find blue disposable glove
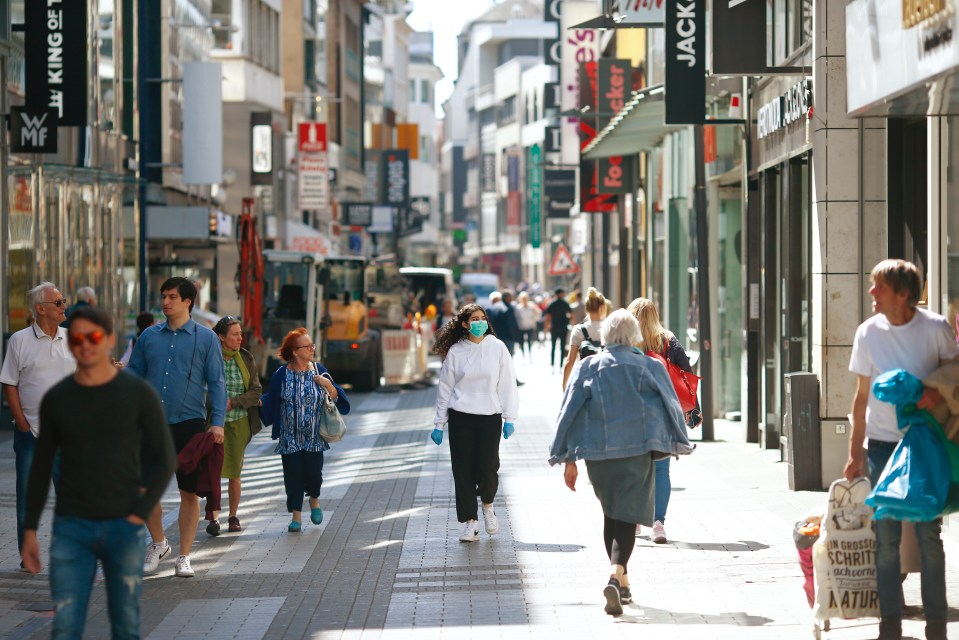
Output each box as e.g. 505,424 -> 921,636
430,428 -> 443,446
503,422 -> 515,439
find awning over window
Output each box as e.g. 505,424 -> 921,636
582,84 -> 684,159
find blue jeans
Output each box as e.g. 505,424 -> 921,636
14,429 -> 37,553
15,429 -> 60,554
868,440 -> 947,622
49,515 -> 146,640
655,457 -> 671,523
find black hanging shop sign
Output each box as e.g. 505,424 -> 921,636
25,0 -> 88,127
10,107 -> 58,153
665,0 -> 705,125
712,0 -> 767,74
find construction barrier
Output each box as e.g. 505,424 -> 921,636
381,329 -> 422,386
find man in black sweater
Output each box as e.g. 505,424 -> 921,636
21,306 -> 175,639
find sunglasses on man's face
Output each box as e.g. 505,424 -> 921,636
43,299 -> 67,308
68,331 -> 106,347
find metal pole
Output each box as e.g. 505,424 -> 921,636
694,124 -> 714,441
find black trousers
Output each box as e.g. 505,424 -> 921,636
549,331 -> 566,367
603,515 -> 636,571
448,409 -> 502,522
281,450 -> 324,513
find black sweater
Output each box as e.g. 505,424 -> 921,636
25,371 -> 176,529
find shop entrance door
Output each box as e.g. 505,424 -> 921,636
761,168 -> 781,448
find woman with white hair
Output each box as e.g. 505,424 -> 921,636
549,309 -> 693,616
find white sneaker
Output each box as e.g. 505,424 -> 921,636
174,555 -> 195,578
482,503 -> 499,535
459,520 -> 480,542
143,539 -> 171,573
652,520 -> 667,544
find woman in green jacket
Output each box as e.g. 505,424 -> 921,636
208,316 -> 262,535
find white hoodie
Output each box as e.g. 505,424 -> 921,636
433,336 -> 519,428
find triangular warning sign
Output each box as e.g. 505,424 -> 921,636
548,244 -> 579,276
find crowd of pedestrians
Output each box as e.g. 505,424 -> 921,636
5,259 -> 959,637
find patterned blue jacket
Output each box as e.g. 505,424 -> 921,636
260,363 -> 350,440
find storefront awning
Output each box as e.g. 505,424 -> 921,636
582,84 -> 684,159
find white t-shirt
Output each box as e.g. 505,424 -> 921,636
0,324 -> 76,436
569,318 -> 603,351
849,308 -> 959,442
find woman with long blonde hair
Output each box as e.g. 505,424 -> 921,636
562,287 -> 608,390
627,297 -> 700,545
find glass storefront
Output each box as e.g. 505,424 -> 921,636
759,152 -> 812,445
6,165 -> 138,353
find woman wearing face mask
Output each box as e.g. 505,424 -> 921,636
431,304 -> 520,543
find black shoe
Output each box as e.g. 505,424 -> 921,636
619,586 -> 632,605
926,620 -> 947,640
877,618 -> 902,640
603,578 -> 623,616
206,520 -> 221,537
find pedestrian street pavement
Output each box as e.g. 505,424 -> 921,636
3,347 -> 959,638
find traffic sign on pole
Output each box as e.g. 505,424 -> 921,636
548,244 -> 579,276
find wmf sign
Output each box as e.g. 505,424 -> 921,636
10,107 -> 58,153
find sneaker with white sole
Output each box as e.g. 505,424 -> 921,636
482,503 -> 499,535
652,520 -> 667,544
459,520 -> 480,542
143,539 -> 171,574
174,555 -> 195,577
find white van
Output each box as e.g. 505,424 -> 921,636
458,272 -> 501,308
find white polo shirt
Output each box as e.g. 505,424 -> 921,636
0,323 -> 76,436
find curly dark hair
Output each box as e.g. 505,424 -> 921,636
432,304 -> 495,357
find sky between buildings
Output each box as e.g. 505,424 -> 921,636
407,0 -> 496,112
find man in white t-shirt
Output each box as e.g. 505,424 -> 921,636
846,259 -> 959,640
0,282 -> 76,568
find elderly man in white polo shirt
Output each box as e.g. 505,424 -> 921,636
0,282 -> 76,567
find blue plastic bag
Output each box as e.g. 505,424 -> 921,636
865,369 -> 952,521
865,419 -> 951,521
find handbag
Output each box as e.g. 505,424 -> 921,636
314,368 -> 347,443
646,339 -> 700,414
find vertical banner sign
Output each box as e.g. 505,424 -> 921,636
544,0 -> 563,67
598,156 -> 633,194
26,0 -> 87,126
544,126 -> 562,153
364,150 -> 381,203
561,1 -> 601,166
611,0 -> 666,26
381,149 -> 410,210
481,154 -> 497,193
665,0 -> 705,124
544,169 -> 577,218
529,144 -> 542,248
543,82 -> 561,110
251,112 -> 274,186
578,61 -> 616,213
598,59 -> 630,131
297,154 -> 330,211
712,0 -> 767,73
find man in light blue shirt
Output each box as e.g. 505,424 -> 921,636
127,277 -> 226,578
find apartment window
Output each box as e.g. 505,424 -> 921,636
420,135 -> 431,163
772,0 -> 812,64
212,0 -> 234,49
305,39 -> 316,85
410,79 -> 417,102
496,96 -> 516,125
421,79 -> 431,104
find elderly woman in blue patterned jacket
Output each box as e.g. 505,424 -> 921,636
260,327 -> 350,533
549,309 -> 693,617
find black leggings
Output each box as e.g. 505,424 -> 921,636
603,515 -> 636,571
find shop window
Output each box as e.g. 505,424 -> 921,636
888,118 -> 928,277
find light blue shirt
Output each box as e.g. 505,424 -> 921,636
126,319 -> 226,426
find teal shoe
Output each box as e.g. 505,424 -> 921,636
311,507 -> 323,525
288,520 -> 301,533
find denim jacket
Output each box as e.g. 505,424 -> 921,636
548,344 -> 694,465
